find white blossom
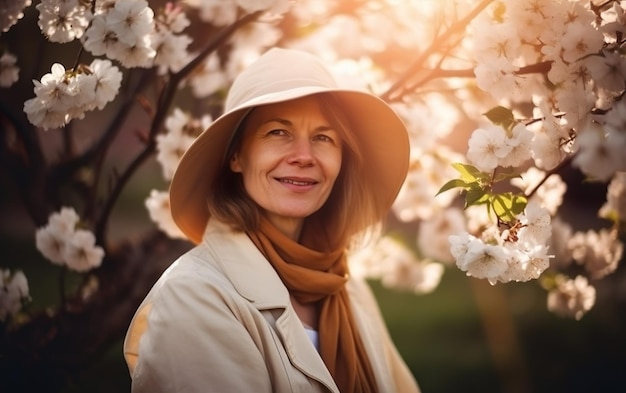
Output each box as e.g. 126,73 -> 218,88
188,52 -> 229,98
145,190 -> 186,239
561,21 -> 603,64
24,61 -> 121,129
35,207 -> 80,265
569,228 -> 623,280
456,239 -> 510,282
502,0 -> 562,44
474,58 -> 524,101
585,51 -> 626,93
0,52 -> 19,87
63,230 -> 105,273
83,0 -> 157,68
150,3 -> 192,73
599,172 -> 626,221
35,207 -> 104,272
349,236 -> 444,294
23,97 -> 67,130
531,131 -> 565,171
106,0 -> 154,46
466,124 -> 511,173
0,269 -> 30,321
554,79 -> 596,131
35,225 -> 67,265
499,123 -> 533,168
573,121 -> 625,182
82,16 -> 119,57
547,275 -> 596,320
0,0 -> 31,33
518,201 -> 552,245
156,109 -> 210,180
48,206 -> 80,235
156,126 -> 195,180
496,243 -> 551,284
159,3 -> 190,33
227,22 -> 282,69
417,208 -> 466,264
89,59 -> 123,110
471,22 -> 522,62
153,30 -> 192,73
36,0 -> 91,43
115,37 -> 156,68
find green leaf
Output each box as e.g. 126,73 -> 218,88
493,167 -> 521,183
465,187 -> 489,207
436,179 -> 471,196
490,193 -> 527,222
483,106 -> 516,134
451,163 -> 486,183
510,194 -> 528,216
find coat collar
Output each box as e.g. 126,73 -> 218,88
201,219 -> 339,392
201,218 -> 290,309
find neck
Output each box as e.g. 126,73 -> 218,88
266,215 -> 303,241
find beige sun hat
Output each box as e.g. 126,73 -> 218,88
170,47 -> 410,244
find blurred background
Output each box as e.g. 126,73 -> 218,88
2,1 -> 626,392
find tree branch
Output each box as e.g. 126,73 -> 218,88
94,11 -> 263,246
381,0 -> 496,102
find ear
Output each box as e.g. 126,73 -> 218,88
230,154 -> 243,173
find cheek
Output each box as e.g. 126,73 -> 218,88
327,151 -> 343,182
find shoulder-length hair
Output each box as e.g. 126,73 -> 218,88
207,93 -> 383,250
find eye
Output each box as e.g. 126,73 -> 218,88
313,131 -> 339,145
267,128 -> 287,136
314,134 -> 333,142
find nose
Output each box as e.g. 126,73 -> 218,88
286,137 -> 314,167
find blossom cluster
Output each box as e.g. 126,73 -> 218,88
547,275 -> 596,321
349,236 -> 444,295
0,0 -> 31,33
469,0 -> 626,180
23,59 -> 122,130
144,108 -> 212,240
35,207 -> 105,273
449,201 -> 553,285
0,269 -> 29,322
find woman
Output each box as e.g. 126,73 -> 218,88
124,48 -> 420,393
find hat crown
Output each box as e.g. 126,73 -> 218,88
225,48 -> 339,111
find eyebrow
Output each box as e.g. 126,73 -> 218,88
262,118 -> 336,132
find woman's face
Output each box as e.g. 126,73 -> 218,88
230,96 -> 343,239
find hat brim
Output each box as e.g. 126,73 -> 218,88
170,87 -> 409,244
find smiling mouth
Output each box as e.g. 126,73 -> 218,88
277,178 -> 317,186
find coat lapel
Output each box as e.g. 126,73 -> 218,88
202,219 -> 338,392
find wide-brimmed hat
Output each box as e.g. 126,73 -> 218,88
170,47 -> 410,244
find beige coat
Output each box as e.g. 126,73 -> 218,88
124,219 -> 420,393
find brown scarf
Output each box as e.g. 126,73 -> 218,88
247,217 -> 378,393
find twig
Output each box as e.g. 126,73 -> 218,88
381,0 -> 495,101
526,155 -> 574,200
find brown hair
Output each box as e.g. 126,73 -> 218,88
207,93 -> 383,249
